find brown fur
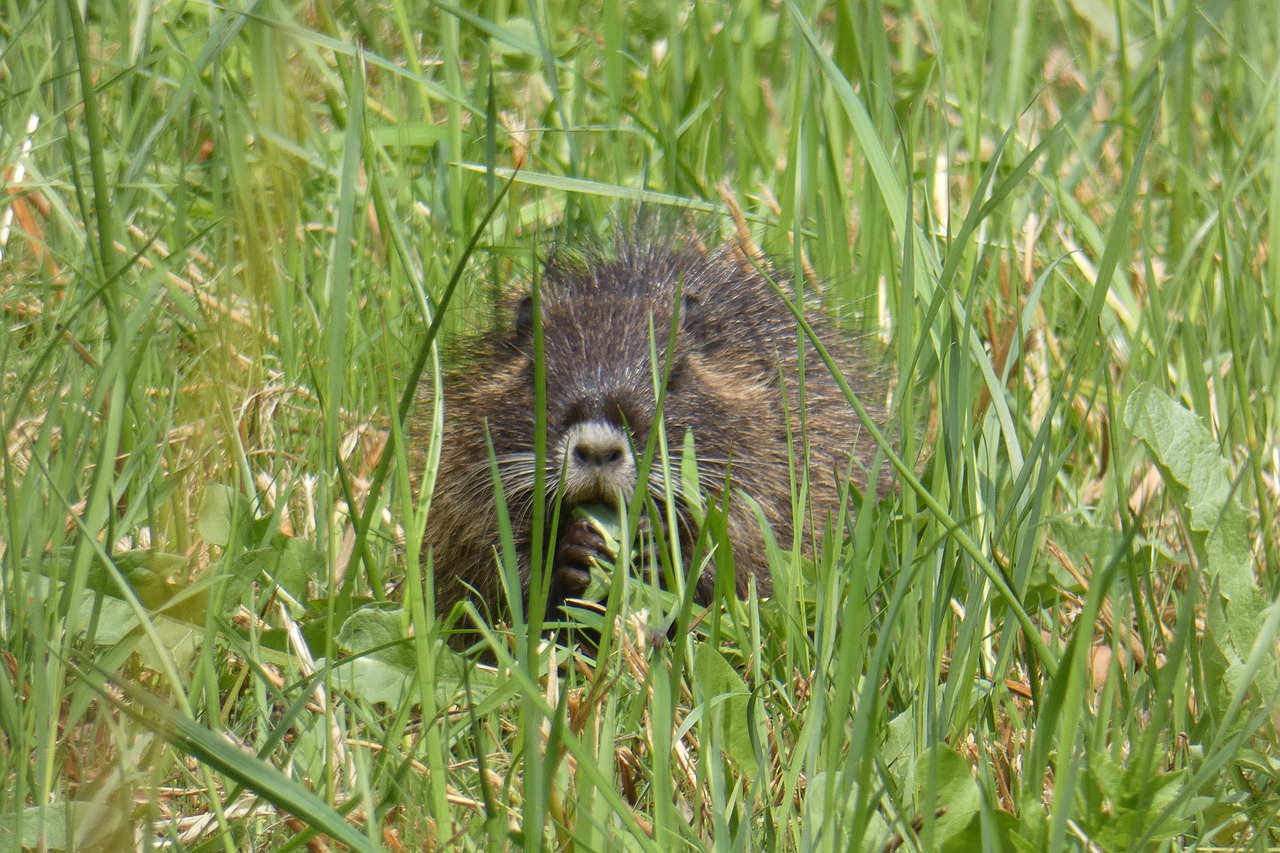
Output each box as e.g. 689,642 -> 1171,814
412,225 -> 890,633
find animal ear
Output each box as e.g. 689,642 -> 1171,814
511,294 -> 535,346
512,292 -> 532,333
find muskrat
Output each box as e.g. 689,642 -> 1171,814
414,221 -> 890,638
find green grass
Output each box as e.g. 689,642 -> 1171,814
2,0 -> 1278,849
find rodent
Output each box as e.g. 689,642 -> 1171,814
413,220 -> 891,639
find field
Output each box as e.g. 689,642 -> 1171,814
2,1 -> 1278,849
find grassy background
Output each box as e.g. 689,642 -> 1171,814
2,0 -> 1278,849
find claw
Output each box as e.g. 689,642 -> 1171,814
554,516 -> 612,580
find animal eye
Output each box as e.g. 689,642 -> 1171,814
679,291 -> 702,325
680,291 -> 717,347
664,360 -> 686,393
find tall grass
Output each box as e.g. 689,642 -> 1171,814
1,0 -> 1277,849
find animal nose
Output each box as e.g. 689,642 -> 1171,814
571,426 -> 628,469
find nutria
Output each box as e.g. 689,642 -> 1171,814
414,221 -> 890,639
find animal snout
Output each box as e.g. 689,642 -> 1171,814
573,431 -> 626,467
559,421 -> 638,502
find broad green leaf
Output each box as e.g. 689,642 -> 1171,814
196,484 -> 238,547
1124,383 -> 1276,704
332,605 -> 491,706
914,744 -> 982,845
336,604 -> 416,671
693,644 -> 756,769
0,801 -> 125,852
